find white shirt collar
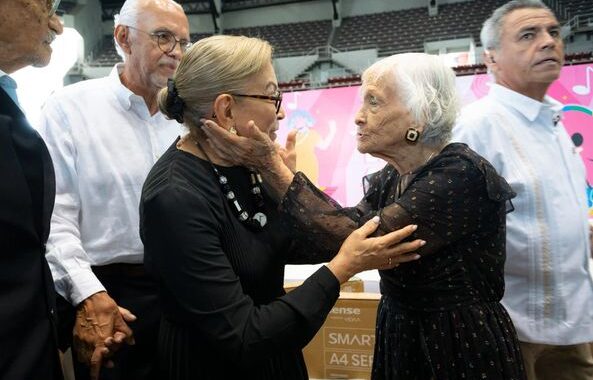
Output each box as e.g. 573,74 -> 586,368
489,83 -> 562,124
109,63 -> 155,119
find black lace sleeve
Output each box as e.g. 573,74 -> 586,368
279,144 -> 515,259
279,169 -> 385,264
379,150 -> 514,255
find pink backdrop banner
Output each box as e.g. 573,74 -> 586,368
277,64 -> 593,211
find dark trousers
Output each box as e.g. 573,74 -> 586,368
57,264 -> 161,380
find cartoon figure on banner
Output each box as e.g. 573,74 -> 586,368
287,109 -> 336,190
548,64 -> 593,216
562,104 -> 593,214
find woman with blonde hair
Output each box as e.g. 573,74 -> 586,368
139,35 -> 423,380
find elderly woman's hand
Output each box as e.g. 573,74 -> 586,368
277,129 -> 297,173
201,119 -> 280,170
201,119 -> 297,198
326,217 -> 424,284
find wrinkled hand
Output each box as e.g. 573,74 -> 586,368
73,292 -> 136,380
102,306 -> 137,356
201,119 -> 280,170
327,217 -> 424,283
276,129 -> 297,173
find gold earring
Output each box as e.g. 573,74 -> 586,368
229,126 -> 237,135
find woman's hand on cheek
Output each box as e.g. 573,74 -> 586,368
201,119 -> 279,169
277,129 -> 297,173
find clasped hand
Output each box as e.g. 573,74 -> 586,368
327,217 -> 424,283
73,291 -> 136,380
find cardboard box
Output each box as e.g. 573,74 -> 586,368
284,277 -> 364,293
338,278 -> 365,293
304,292 -> 381,380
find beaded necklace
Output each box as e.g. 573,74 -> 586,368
194,138 -> 268,230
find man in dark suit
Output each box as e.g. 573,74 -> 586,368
0,1 -> 64,379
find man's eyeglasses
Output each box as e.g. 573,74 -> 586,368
232,91 -> 283,114
48,0 -> 61,16
126,26 -> 192,54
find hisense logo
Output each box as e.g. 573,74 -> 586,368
330,307 -> 361,315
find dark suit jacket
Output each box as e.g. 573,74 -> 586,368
0,88 -> 62,379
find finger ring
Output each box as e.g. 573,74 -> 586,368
388,257 -> 392,266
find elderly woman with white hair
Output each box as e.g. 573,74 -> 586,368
202,52 -> 526,379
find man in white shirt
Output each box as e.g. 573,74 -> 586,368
37,0 -> 189,378
453,1 -> 593,379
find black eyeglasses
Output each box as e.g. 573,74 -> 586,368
126,25 -> 192,54
232,91 -> 283,114
48,0 -> 61,15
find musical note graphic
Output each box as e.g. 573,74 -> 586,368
573,66 -> 593,96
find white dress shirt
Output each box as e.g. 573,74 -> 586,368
38,64 -> 182,305
453,83 -> 593,345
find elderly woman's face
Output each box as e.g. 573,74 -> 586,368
355,74 -> 416,157
233,62 -> 285,141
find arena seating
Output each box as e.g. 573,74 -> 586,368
561,0 -> 593,19
278,78 -> 309,92
90,36 -> 119,67
452,63 -> 487,76
326,74 -> 361,87
89,0 -> 592,83
224,20 -> 332,56
566,51 -> 593,63
334,0 -> 505,55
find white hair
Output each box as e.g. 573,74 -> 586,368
481,0 -> 552,50
362,53 -> 459,147
113,0 -> 144,59
114,0 -> 144,28
112,0 -> 183,60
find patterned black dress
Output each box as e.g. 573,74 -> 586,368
280,143 -> 526,380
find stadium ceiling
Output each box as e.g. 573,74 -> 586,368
97,0 -> 319,20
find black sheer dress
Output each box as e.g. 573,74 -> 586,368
279,143 -> 526,380
139,140 -> 340,380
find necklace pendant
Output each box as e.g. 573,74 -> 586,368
239,211 -> 249,221
252,212 -> 267,227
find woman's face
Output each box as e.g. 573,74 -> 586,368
354,73 -> 417,158
233,62 -> 285,141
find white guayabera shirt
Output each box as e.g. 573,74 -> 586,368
38,64 -> 183,305
453,83 -> 593,345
